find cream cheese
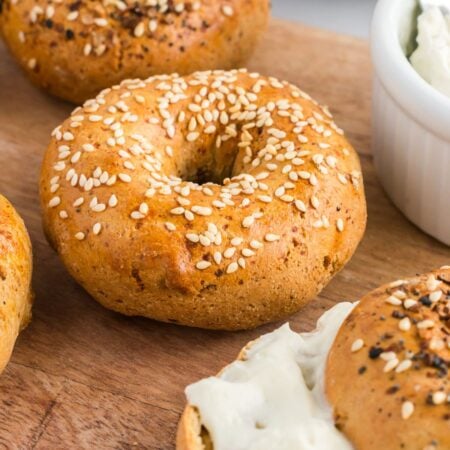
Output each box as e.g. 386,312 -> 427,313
410,5 -> 450,97
185,302 -> 356,450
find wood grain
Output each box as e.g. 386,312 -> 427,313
0,18 -> 449,449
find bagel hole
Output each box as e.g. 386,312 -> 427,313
181,163 -> 235,186
178,143 -> 240,186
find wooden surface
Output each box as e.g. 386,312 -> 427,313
0,19 -> 449,450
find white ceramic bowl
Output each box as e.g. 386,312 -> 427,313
371,0 -> 450,245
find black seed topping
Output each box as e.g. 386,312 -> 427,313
369,346 -> 383,359
65,29 -> 75,40
420,295 -> 432,307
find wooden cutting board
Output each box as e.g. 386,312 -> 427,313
0,18 -> 449,449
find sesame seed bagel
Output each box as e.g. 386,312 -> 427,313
0,195 -> 33,373
0,0 -> 269,104
327,267 -> 450,450
39,69 -> 366,330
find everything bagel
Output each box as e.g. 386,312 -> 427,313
0,0 -> 269,103
178,268 -> 450,450
40,69 -> 366,330
327,267 -> 450,450
0,195 -> 33,373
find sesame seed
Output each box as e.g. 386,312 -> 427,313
429,290 -> 442,302
393,290 -> 407,299
431,391 -> 447,405
73,197 -> 84,207
294,200 -> 306,213
395,359 -> 412,373
221,5 -> 234,16
93,223 -> 102,235
75,232 -> 85,241
118,173 -> 131,183
186,233 -> 200,243
134,22 -> 145,37
226,262 -> 238,274
165,222 -> 176,231
108,195 -> 118,207
351,338 -> 364,352
187,132 -> 200,142
92,203 -> 106,212
223,247 -> 236,258
390,279 -> 406,288
48,196 -> 61,208
380,351 -> 397,361
336,218 -> 344,232
417,319 -> 435,329
258,195 -> 273,203
250,240 -> 263,249
403,298 -> 417,309
191,206 -> 212,216
242,216 -> 254,228
231,237 -> 243,246
401,401 -> 414,420
384,358 -> 399,372
196,261 -> 211,270
398,317 -> 411,331
386,296 -> 402,306
265,233 -> 280,242
213,252 -> 222,265
139,202 -> 149,215
130,211 -> 144,220
426,275 -> 440,291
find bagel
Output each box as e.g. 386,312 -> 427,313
0,195 -> 33,373
327,267 -> 450,450
39,69 -> 366,330
178,267 -> 450,450
0,0 -> 269,103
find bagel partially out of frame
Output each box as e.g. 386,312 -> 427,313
178,267 -> 450,450
0,195 -> 33,373
40,69 -> 366,330
0,0 -> 269,103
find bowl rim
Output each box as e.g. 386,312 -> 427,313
371,0 -> 450,141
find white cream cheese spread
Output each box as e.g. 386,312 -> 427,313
410,5 -> 450,97
185,302 -> 356,450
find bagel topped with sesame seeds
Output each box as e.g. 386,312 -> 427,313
0,195 -> 33,373
0,0 -> 269,104
39,68 -> 366,330
177,267 -> 450,450
327,267 -> 450,450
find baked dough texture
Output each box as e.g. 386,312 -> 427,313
327,267 -> 450,450
178,267 -> 450,450
40,69 -> 366,330
0,195 -> 33,373
0,0 -> 269,103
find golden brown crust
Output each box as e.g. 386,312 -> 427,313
326,268 -> 450,450
0,195 -> 33,373
39,69 -> 366,330
0,0 -> 269,103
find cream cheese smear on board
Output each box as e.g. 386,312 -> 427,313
186,302 -> 356,450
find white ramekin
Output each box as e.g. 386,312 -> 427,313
371,0 -> 450,245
